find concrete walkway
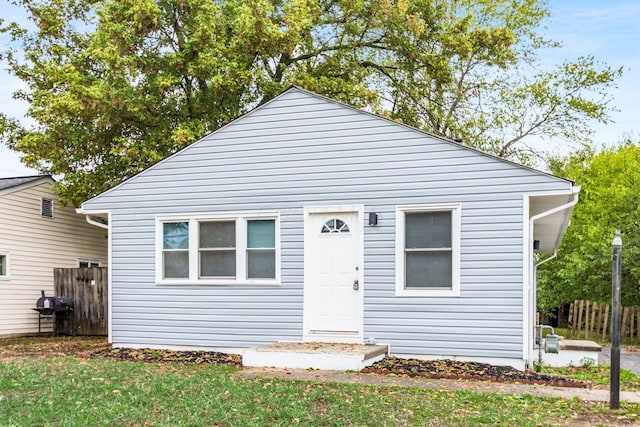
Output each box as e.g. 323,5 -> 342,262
239,367 -> 640,403
600,347 -> 640,375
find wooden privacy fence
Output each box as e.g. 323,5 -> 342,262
54,267 -> 108,336
567,299 -> 640,343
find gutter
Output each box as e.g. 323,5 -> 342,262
76,207 -> 109,230
85,215 -> 108,230
529,185 -> 580,253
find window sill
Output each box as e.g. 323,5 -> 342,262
0,277 -> 9,281
156,279 -> 281,286
395,287 -> 460,297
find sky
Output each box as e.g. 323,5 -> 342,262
0,0 -> 639,178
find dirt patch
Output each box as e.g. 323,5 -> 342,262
0,336 -> 109,358
362,357 -> 590,388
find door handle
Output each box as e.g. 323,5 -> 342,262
353,280 -> 359,290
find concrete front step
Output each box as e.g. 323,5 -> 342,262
242,342 -> 389,371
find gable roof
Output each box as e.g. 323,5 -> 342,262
0,175 -> 55,196
81,86 -> 573,208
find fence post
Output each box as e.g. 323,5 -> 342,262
590,302 -> 598,339
577,300 -> 584,337
602,304 -> 610,342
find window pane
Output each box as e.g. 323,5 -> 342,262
247,249 -> 275,279
321,218 -> 350,233
337,220 -> 349,233
79,261 -> 89,268
405,251 -> 452,288
164,251 -> 189,278
248,220 -> 275,248
200,221 -> 235,248
406,212 -> 451,248
200,250 -> 236,277
163,222 -> 189,249
0,255 -> 5,276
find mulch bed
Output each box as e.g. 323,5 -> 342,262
87,346 -> 242,366
361,357 -> 591,388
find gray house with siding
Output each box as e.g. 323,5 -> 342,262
80,87 -> 577,370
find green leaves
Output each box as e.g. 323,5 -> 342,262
539,141 -> 640,310
0,0 -> 622,205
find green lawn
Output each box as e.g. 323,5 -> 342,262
0,356 -> 638,426
543,364 -> 640,390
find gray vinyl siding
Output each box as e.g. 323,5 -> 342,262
84,88 -> 571,358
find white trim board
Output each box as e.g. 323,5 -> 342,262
522,195 -> 532,366
154,210 -> 281,286
0,250 -> 10,281
395,203 -> 461,297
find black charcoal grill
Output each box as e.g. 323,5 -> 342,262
33,290 -> 75,336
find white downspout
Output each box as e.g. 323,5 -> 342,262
532,251 -> 557,350
526,187 -> 580,366
85,215 -> 108,229
535,252 -> 557,268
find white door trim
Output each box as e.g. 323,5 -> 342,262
303,205 -> 364,343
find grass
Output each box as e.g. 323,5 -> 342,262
538,326 -> 640,390
1,357 -> 639,426
543,364 -> 640,390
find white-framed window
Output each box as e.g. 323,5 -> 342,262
395,204 -> 461,296
77,259 -> 102,268
41,197 -> 54,218
0,251 -> 9,280
156,211 -> 280,285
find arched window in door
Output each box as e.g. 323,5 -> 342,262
321,218 -> 350,233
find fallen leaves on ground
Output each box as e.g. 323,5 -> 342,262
2,337 -> 591,388
88,346 -> 242,366
361,357 -> 590,388
0,336 -> 108,357
0,336 -> 241,366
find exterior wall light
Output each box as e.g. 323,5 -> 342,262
368,212 -> 378,226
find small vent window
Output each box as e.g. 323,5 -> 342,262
41,198 -> 54,218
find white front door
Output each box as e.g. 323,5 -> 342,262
303,207 -> 362,343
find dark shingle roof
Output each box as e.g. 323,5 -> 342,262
0,175 -> 53,192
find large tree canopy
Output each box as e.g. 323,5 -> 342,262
538,141 -> 640,311
0,0 -> 621,206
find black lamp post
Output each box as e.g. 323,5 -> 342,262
611,230 -> 622,409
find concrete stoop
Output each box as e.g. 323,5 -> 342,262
242,342 -> 389,370
538,339 -> 602,367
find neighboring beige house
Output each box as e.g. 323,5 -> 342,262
0,175 -> 108,337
